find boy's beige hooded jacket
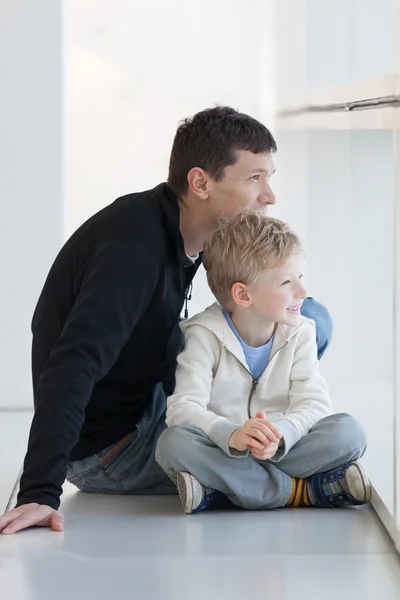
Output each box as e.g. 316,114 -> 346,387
166,303 -> 332,460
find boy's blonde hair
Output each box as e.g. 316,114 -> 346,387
203,211 -> 303,309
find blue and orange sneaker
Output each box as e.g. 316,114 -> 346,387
309,461 -> 371,508
176,472 -> 226,514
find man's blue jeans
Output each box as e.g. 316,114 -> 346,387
301,297 -> 333,359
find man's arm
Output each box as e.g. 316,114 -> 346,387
2,244 -> 158,531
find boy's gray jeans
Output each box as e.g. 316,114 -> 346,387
67,379 -> 367,510
155,413 -> 367,510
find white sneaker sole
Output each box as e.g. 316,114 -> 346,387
176,472 -> 204,514
345,461 -> 371,503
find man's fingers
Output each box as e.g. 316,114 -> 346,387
0,508 -> 25,532
2,513 -> 39,535
2,506 -> 62,535
50,512 -> 64,532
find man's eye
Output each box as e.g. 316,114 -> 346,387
251,175 -> 260,180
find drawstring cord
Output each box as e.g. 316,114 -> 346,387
184,282 -> 193,319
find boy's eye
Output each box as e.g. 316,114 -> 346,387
281,280 -> 291,286
251,175 -> 260,180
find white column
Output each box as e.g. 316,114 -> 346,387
0,2 -> 64,408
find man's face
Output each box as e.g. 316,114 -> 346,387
207,150 -> 276,220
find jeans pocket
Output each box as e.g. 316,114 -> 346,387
95,427 -> 140,476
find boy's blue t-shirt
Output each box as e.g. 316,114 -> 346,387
222,309 -> 274,380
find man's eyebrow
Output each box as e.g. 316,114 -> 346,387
253,168 -> 276,175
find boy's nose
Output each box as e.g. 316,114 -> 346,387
296,283 -> 307,299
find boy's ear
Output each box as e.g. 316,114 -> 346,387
231,282 -> 252,308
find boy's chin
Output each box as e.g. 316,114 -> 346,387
280,311 -> 302,326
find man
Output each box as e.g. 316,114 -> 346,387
0,106 -> 332,534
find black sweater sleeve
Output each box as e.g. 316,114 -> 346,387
17,243 -> 159,510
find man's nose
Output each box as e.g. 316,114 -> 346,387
258,184 -> 276,206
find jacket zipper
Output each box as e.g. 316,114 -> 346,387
223,341 -> 289,418
247,379 -> 259,418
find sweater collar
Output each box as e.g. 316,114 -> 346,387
158,183 -> 200,268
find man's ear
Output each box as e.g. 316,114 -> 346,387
231,282 -> 252,308
187,167 -> 210,199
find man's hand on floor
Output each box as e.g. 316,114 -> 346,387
0,503 -> 64,534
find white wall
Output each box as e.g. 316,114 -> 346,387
65,0 -> 275,316
0,0 -> 276,410
0,2 -> 63,409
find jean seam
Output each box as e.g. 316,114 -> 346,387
103,425 -> 142,485
96,432 -> 134,466
93,426 -> 141,470
287,444 -> 365,478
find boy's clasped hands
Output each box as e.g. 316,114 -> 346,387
229,412 -> 282,460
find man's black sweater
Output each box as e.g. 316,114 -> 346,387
17,184 -> 200,510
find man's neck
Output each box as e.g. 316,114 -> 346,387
178,198 -> 216,256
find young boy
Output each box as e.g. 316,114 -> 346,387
156,212 -> 370,514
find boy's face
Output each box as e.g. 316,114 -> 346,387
245,254 -> 307,326
207,150 -> 276,220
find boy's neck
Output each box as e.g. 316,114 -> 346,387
228,309 -> 276,348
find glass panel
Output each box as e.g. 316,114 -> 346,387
306,0 -> 352,89
306,129 -> 395,515
395,131 -> 400,530
275,0 -> 308,108
306,0 -> 395,90
349,0 -> 396,82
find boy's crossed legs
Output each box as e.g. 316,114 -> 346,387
155,413 -> 370,513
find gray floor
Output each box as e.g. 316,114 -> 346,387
2,413 -> 400,600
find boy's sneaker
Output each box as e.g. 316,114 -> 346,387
176,472 -> 226,514
309,461 -> 371,508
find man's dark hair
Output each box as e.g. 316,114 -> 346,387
167,106 -> 277,196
